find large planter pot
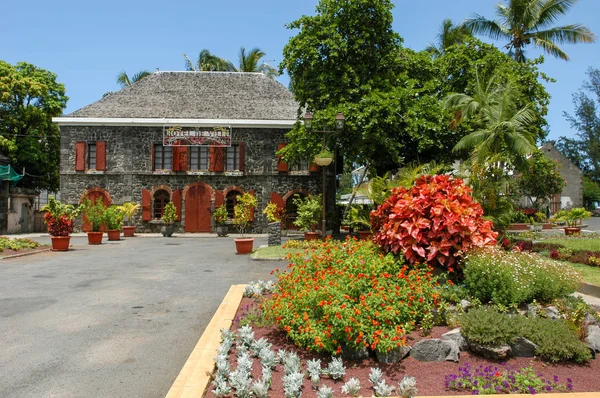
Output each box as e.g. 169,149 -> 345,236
304,231 -> 320,241
123,226 -> 136,237
107,230 -> 121,241
358,230 -> 372,240
528,224 -> 543,232
235,238 -> 254,254
161,224 -> 175,237
564,227 -> 581,236
87,231 -> 103,245
216,224 -> 229,237
50,236 -> 71,251
542,223 -> 554,230
506,223 -> 528,231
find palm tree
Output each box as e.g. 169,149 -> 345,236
445,71 -> 538,165
183,49 -> 235,71
462,0 -> 595,62
235,47 -> 278,78
426,19 -> 472,57
116,70 -> 152,88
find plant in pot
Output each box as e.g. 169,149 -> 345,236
527,211 -> 545,232
293,194 -> 322,241
346,206 -> 372,240
118,202 -> 140,237
81,197 -> 107,245
161,202 -> 178,237
313,150 -> 334,167
214,204 -> 229,237
233,192 -> 257,254
553,208 -> 592,235
263,201 -> 284,246
104,206 -> 124,241
42,196 -> 82,251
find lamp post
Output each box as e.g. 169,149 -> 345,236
304,112 -> 345,239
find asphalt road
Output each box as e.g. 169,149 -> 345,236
0,235 -> 283,398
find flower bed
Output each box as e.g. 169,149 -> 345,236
0,236 -> 44,255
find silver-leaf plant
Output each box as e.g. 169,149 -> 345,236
341,377 -> 361,397
306,358 -> 322,389
251,379 -> 270,398
326,357 -> 346,380
316,384 -> 334,398
398,375 -> 418,398
282,371 -> 304,398
211,373 -> 231,397
374,379 -> 395,397
369,367 -> 383,385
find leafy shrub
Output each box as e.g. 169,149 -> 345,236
264,238 -> 440,354
0,237 -> 40,252
460,307 -> 522,346
463,248 -> 582,306
371,175 -> 497,271
292,194 -> 321,232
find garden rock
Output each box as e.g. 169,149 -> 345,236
460,300 -> 472,310
585,313 -> 599,325
510,337 -> 538,357
527,303 -> 540,318
411,339 -> 459,362
375,346 -> 411,363
542,306 -> 560,320
442,328 -> 469,351
587,325 -> 600,353
341,344 -> 370,360
469,342 -> 512,360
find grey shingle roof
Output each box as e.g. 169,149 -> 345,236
68,72 -> 299,120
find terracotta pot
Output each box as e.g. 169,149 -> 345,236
107,230 -> 121,241
123,226 -> 136,237
235,238 -> 254,254
304,231 -> 320,241
358,230 -> 372,240
564,227 -> 581,236
50,236 -> 71,251
506,223 -> 528,231
87,231 -> 103,245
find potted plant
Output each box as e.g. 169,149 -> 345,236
263,201 -> 284,246
118,202 -> 141,237
161,202 -> 178,237
82,197 -> 107,245
527,212 -> 545,232
313,150 -> 334,167
214,204 -> 229,237
233,192 -> 258,254
346,206 -> 372,240
42,196 -> 82,251
293,194 -> 322,241
553,208 -> 592,235
104,206 -> 124,241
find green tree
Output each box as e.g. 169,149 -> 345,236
426,19 -> 472,58
517,150 -> 566,208
183,49 -> 235,71
116,70 -> 152,88
0,61 -> 67,191
463,0 -> 596,62
559,67 -> 600,183
583,176 -> 600,210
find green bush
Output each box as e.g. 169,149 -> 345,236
463,248 -> 582,306
0,237 -> 40,252
460,307 -> 592,363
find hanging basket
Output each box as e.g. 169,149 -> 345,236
313,156 -> 333,166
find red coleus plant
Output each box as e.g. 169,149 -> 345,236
44,213 -> 75,236
371,175 -> 497,271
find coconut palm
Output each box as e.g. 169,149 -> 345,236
462,0 -> 595,62
426,19 -> 472,57
183,49 -> 235,72
235,47 -> 279,78
445,71 -> 538,165
116,70 -> 152,88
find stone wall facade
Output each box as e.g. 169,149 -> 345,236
541,143 -> 583,209
59,125 -> 331,233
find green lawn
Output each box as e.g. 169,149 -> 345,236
569,262 -> 600,286
541,237 -> 600,252
252,245 -> 300,260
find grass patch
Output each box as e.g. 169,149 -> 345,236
568,262 -> 600,286
252,245 -> 299,260
541,236 -> 600,252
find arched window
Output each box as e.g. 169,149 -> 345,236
226,190 -> 242,219
153,190 -> 171,219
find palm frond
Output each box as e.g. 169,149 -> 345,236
533,25 -> 596,45
462,15 -> 510,41
116,71 -> 131,88
131,70 -> 151,83
183,53 -> 196,71
536,0 -> 578,29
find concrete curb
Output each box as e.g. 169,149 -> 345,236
164,284 -> 246,398
579,283 -> 600,299
0,246 -> 52,260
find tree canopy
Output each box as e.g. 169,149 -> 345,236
0,61 -> 67,191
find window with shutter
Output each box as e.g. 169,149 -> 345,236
96,141 -> 106,171
153,144 -> 173,170
190,147 -> 209,170
75,142 -> 86,171
225,145 -> 239,171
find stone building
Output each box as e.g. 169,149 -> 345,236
53,72 -> 329,233
541,142 -> 583,211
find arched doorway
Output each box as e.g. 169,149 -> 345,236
284,190 -> 308,230
184,183 -> 213,232
80,188 -> 112,232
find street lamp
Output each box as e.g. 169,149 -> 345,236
304,112 -> 345,239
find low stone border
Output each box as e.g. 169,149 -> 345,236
580,283 -> 600,299
165,284 -> 246,398
165,284 -> 600,398
0,246 -> 52,260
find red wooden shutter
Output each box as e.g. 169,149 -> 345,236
209,147 -> 216,171
75,142 -> 86,171
172,189 -> 182,221
172,146 -> 179,171
249,189 -> 255,222
238,142 -> 245,172
151,143 -> 155,171
179,147 -> 188,171
142,189 -> 152,221
309,162 -> 320,172
270,192 -> 285,209
96,141 -> 106,171
211,147 -> 225,172
215,190 -> 224,207
277,143 -> 288,172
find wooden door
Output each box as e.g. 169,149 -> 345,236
185,184 -> 212,232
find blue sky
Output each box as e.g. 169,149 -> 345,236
2,0 -> 599,141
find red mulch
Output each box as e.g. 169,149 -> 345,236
0,246 -> 49,258
203,297 -> 600,397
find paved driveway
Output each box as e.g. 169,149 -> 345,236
0,235 -> 282,398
